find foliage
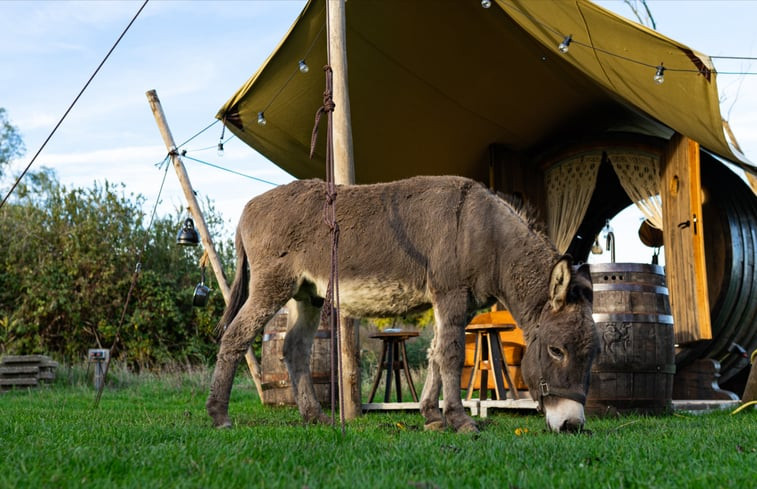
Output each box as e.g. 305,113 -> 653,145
365,308 -> 435,332
0,107 -> 25,176
0,168 -> 234,367
0,373 -> 755,489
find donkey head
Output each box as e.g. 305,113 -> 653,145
521,257 -> 598,433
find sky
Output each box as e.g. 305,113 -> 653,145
1,0 -> 756,264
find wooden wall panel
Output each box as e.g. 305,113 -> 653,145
661,134 -> 712,344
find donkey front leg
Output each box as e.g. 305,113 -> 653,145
420,330 -> 444,430
431,290 -> 477,433
283,298 -> 331,425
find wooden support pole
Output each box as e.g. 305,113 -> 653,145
146,89 -> 265,399
327,0 -> 361,420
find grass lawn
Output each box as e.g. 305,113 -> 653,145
0,368 -> 754,489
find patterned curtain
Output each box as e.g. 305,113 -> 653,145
607,151 -> 663,230
545,153 -> 602,254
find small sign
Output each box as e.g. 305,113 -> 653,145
88,349 -> 109,362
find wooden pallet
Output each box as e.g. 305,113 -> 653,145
0,355 -> 58,390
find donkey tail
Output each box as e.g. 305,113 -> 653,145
215,229 -> 249,338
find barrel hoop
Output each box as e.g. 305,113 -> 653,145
592,283 -> 669,295
263,330 -> 332,341
592,364 -> 676,374
592,313 -> 674,324
589,263 -> 665,275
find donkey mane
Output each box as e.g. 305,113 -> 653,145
495,190 -> 548,237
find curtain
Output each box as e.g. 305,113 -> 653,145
607,151 -> 663,230
545,153 -> 602,254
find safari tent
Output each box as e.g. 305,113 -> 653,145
216,0 -> 757,394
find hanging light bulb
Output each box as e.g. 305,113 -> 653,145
591,234 -> 603,255
257,111 -> 267,126
654,64 -> 665,84
558,34 -> 572,54
298,59 -> 309,73
217,123 -> 225,156
481,0 -> 491,8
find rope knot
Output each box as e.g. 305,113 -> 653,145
309,65 -> 335,159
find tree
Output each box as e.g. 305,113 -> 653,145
0,108 -> 25,177
622,0 -> 657,30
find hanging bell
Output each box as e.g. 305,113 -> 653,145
193,282 -> 210,307
193,267 -> 210,307
176,217 -> 200,246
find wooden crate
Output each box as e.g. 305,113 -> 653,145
0,355 -> 58,390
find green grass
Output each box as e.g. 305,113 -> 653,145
0,368 -> 755,489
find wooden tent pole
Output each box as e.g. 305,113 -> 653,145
327,0 -> 360,420
145,89 -> 265,399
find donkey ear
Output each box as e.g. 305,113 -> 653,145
572,263 -> 594,303
549,256 -> 572,311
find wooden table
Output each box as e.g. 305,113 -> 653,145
368,331 -> 420,403
464,323 -> 520,401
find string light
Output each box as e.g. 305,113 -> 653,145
244,2 -> 757,132
654,63 -> 665,84
486,1 -> 757,83
558,34 -> 572,54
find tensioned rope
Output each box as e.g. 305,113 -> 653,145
181,154 -> 279,187
94,153 -> 171,408
0,0 -> 150,211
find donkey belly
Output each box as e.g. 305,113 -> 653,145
299,272 -> 430,317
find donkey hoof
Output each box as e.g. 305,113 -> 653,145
424,420 -> 446,432
456,422 -> 479,434
214,420 -> 232,429
314,413 -> 333,425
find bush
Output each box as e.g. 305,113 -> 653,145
0,168 -> 234,368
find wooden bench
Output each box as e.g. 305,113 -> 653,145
0,355 -> 58,390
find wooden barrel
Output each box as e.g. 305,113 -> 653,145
679,155 -> 757,386
260,311 -> 332,407
586,263 -> 676,415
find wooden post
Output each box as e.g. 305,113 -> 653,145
327,0 -> 361,420
146,89 -> 265,399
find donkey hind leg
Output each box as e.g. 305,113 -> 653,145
207,290 -> 287,428
420,329 -> 444,431
283,298 -> 331,425
431,290 -> 478,433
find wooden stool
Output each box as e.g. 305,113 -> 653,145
465,323 -> 520,401
368,331 -> 419,403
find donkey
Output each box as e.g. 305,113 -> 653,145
206,175 -> 598,433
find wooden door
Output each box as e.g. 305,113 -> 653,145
661,134 -> 712,345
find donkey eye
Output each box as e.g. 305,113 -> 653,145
548,346 -> 566,362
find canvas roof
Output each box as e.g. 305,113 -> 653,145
217,0 -> 754,184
